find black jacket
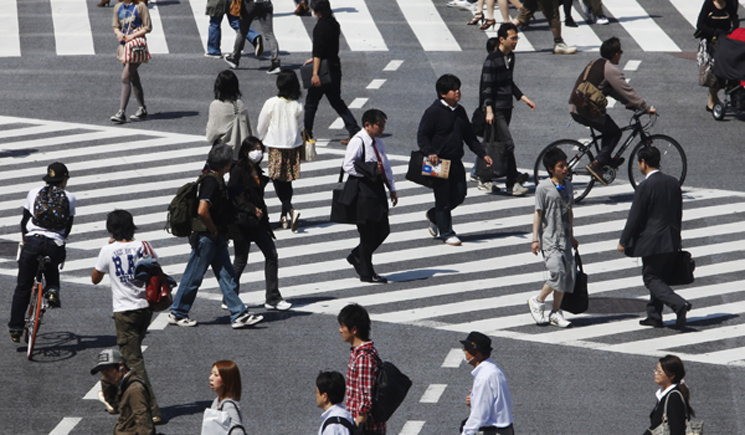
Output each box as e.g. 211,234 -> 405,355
646,386 -> 689,435
620,171 -> 682,258
312,15 -> 341,72
417,100 -> 486,161
227,162 -> 274,241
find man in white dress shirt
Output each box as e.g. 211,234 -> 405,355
460,331 -> 514,435
316,371 -> 355,435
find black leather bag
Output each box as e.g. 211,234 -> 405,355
665,250 -> 695,286
471,106 -> 486,138
300,59 -> 331,89
561,250 -> 589,315
330,169 -> 357,224
405,150 -> 436,188
475,123 -> 507,181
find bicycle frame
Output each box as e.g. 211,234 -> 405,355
585,111 -> 653,160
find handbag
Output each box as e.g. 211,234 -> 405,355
405,150 -> 436,188
697,39 -> 718,88
475,123 -> 507,181
471,106 -> 486,138
300,59 -> 331,89
665,250 -> 695,286
570,60 -> 608,119
124,37 -> 150,64
330,168 -> 357,224
647,390 -> 704,435
560,249 -> 589,314
138,241 -> 174,312
300,129 -> 317,162
201,399 -> 245,435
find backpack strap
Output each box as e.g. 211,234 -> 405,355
322,416 -> 355,433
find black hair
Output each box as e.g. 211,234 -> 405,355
316,371 -> 346,405
659,355 -> 695,417
435,74 -> 461,98
362,109 -> 387,127
106,209 -> 137,241
208,144 -> 234,170
311,0 -> 332,17
542,147 -> 568,173
600,37 -> 621,60
237,137 -> 265,166
214,70 -> 242,102
277,70 -> 302,101
337,303 -> 371,341
486,37 -> 499,53
497,22 -> 517,41
637,146 -> 661,168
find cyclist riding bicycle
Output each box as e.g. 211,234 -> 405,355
8,162 -> 76,343
569,36 -> 657,185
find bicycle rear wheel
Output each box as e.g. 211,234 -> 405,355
26,283 -> 43,360
534,139 -> 595,203
628,135 -> 687,189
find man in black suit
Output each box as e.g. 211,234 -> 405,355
618,146 -> 691,329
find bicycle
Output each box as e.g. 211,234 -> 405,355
533,110 -> 687,203
25,256 -> 51,360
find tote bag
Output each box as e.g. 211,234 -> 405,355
475,123 -> 507,181
201,399 -> 245,435
560,250 -> 589,314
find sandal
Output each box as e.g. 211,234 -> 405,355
467,12 -> 484,25
479,18 -> 497,30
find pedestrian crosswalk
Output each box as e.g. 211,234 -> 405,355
2,116 -> 745,368
2,0 -> 718,57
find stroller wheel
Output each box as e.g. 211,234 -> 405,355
712,102 -> 726,120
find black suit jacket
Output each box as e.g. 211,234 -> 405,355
646,386 -> 688,435
620,171 -> 682,257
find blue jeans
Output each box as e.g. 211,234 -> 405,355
170,233 -> 247,322
207,14 -> 259,56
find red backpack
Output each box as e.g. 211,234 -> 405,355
141,241 -> 174,312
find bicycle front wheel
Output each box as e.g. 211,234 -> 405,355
628,135 -> 687,189
534,139 -> 595,203
26,283 -> 43,360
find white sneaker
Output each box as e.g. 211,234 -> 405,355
98,390 -> 116,414
232,312 -> 264,329
510,184 -> 529,196
549,310 -> 572,328
444,235 -> 462,246
447,0 -> 473,10
595,14 -> 609,25
168,313 -> 197,327
528,297 -> 547,325
554,41 -> 577,55
265,300 -> 292,311
478,180 -> 501,193
220,303 -> 228,311
425,211 -> 438,238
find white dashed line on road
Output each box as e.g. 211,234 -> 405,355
49,417 -> 82,435
624,60 -> 642,71
441,348 -> 463,368
367,79 -> 387,89
419,384 -> 447,403
398,420 -> 425,435
348,98 -> 369,109
383,60 -> 404,71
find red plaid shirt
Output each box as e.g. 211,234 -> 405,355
345,341 -> 386,434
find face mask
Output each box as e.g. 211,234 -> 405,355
248,150 -> 263,163
464,353 -> 475,364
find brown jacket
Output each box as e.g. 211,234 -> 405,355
569,59 -> 649,118
115,372 -> 155,435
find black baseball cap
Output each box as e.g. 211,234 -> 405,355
43,162 -> 69,183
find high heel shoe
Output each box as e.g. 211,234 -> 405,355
97,0 -> 110,6
467,12 -> 484,25
479,18 -> 497,30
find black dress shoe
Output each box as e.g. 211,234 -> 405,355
639,317 -> 664,328
346,253 -> 361,276
360,274 -> 388,284
675,302 -> 692,330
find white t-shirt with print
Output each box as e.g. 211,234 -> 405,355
95,240 -> 151,313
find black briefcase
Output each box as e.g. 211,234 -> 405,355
330,169 -> 356,224
665,250 -> 695,286
561,250 -> 589,315
300,59 -> 331,89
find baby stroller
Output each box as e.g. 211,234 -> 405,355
711,28 -> 745,120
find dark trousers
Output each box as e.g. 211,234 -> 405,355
571,112 -> 622,166
233,230 -> 282,304
642,253 -> 688,322
493,109 -> 519,187
353,216 -> 390,278
232,0 -> 278,62
272,179 -> 293,217
428,160 -> 467,239
8,235 -> 66,331
304,69 -> 360,138
113,307 -> 160,419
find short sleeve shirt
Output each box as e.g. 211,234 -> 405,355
198,172 -> 229,229
24,185 -> 77,243
95,241 -> 150,313
535,179 -> 573,253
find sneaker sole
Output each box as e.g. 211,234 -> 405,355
264,303 -> 292,311
527,298 -> 547,325
585,164 -> 609,186
550,320 -> 571,328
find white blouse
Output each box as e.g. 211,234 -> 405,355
256,96 -> 304,149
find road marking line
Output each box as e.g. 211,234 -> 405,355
560,7 -> 602,52
273,0 -> 314,52
49,417 -> 82,435
383,60 -> 404,71
420,384 -> 447,403
668,0 -> 701,28
50,0 -> 95,55
395,0 -> 460,51
146,0 -> 169,54
329,117 -> 345,129
367,79 -> 387,89
149,312 -> 171,331
398,421 -> 425,435
0,0 -> 21,57
602,0 -> 680,52
442,348 -> 463,368
83,381 -> 102,400
332,0 -> 387,51
623,60 -> 641,71
348,98 -> 368,109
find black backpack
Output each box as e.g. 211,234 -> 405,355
322,416 -> 358,435
364,350 -> 412,423
165,172 -> 222,237
32,185 -> 70,231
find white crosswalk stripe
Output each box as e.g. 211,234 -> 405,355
2,0 -> 713,56
2,116 -> 745,368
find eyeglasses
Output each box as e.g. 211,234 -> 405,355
508,36 -> 519,41
654,368 -> 665,375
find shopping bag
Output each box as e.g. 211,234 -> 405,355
475,123 -> 507,181
561,250 -> 588,314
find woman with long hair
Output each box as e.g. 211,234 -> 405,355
256,70 -> 304,232
206,70 -> 253,161
111,0 -> 151,124
646,355 -> 695,435
206,360 -> 246,435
